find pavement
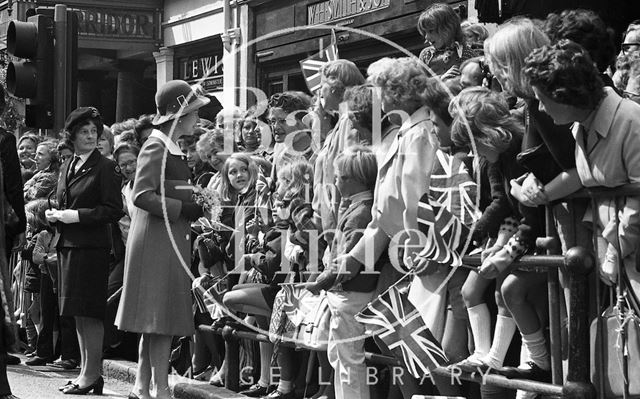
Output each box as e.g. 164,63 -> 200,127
6,354 -> 248,399
101,358 -> 249,399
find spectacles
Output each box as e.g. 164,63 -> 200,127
118,160 -> 136,168
621,43 -> 640,54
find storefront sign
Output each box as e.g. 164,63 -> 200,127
73,8 -> 157,40
180,54 -> 224,91
307,0 -> 390,25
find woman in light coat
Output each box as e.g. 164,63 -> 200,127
116,80 -> 209,399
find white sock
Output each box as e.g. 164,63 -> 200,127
278,379 -> 294,393
519,340 -> 532,367
467,304 -> 492,358
482,315 -> 517,369
258,377 -> 269,387
521,330 -> 550,371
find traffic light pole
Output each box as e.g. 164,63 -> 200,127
53,4 -> 76,131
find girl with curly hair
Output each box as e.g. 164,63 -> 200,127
417,2 -> 474,79
448,88 -> 547,383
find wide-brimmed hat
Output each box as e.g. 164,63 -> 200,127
152,80 -> 211,126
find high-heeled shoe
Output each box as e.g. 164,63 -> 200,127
58,381 -> 74,391
63,376 -> 104,395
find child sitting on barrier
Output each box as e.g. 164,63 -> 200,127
449,87 -> 548,383
301,146 -> 380,399
417,2 -> 474,79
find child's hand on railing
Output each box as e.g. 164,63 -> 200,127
481,244 -> 503,262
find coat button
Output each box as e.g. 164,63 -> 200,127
186,234 -> 190,240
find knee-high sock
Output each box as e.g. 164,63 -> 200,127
467,304 -> 491,358
481,315 -> 516,368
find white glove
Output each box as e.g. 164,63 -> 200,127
46,209 -> 80,224
58,209 -> 80,224
45,209 -> 59,223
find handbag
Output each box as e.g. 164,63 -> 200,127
291,290 -> 331,351
590,301 -> 640,397
268,286 -> 296,344
170,336 -> 192,377
590,194 -> 640,398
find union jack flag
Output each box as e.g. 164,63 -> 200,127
415,192 -> 468,267
429,150 -> 480,227
355,286 -> 448,378
300,31 -> 339,93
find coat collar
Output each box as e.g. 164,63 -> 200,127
148,129 -> 185,156
379,105 -> 431,169
64,149 -> 101,190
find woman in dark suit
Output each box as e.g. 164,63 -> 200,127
46,107 -> 123,395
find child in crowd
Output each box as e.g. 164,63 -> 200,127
450,88 -> 546,382
267,159 -> 319,399
417,2 -> 474,79
178,131 -> 213,182
461,20 -> 489,55
196,128 -> 235,189
26,199 -> 79,368
303,146 -> 379,399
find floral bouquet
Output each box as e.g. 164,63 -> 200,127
191,185 -> 233,232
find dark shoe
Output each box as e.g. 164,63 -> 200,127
25,356 -> 54,366
25,351 -> 36,358
59,381 -> 74,392
240,383 -> 270,397
262,390 -> 296,399
63,376 -> 104,395
53,359 -> 79,370
5,354 -> 20,365
127,393 -> 141,399
497,361 -> 551,382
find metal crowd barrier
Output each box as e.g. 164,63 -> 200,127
199,183 -> 640,398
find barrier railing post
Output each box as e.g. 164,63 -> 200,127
562,246 -> 597,398
222,325 -> 240,392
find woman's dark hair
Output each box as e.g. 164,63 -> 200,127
57,138 -> 73,154
113,143 -> 140,162
524,39 -> 605,110
267,91 -> 312,120
424,78 -> 461,126
544,9 -> 616,73
65,115 -> 104,143
134,114 -> 155,144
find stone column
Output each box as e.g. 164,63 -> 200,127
153,47 -> 175,91
115,61 -> 150,123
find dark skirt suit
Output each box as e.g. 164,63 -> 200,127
115,132 -> 196,336
55,149 -> 124,319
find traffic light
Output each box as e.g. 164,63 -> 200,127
6,13 -> 55,128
